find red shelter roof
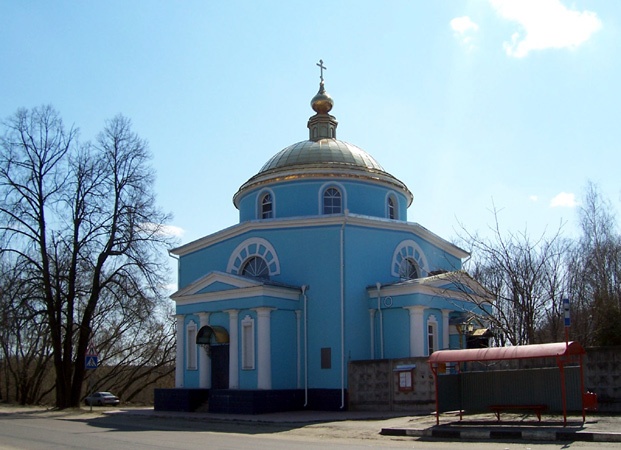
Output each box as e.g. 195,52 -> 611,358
428,341 -> 585,365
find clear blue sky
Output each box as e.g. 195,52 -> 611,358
2,1 -> 619,288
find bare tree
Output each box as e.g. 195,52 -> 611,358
0,259 -> 53,404
0,106 -> 175,408
534,237 -> 572,343
84,296 -> 175,403
457,206 -> 567,346
566,182 -> 621,346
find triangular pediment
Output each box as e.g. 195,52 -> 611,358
171,270 -> 301,306
368,271 -> 493,301
171,271 -> 263,300
196,281 -> 245,294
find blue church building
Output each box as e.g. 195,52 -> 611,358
164,65 -> 489,413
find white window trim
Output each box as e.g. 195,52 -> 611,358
186,320 -> 197,371
241,315 -> 255,370
257,189 -> 275,219
427,315 -> 438,356
227,237 -> 280,276
385,192 -> 398,220
391,239 -> 428,278
318,182 -> 346,215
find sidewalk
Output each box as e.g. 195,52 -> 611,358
380,412 -> 621,443
110,407 -> 621,443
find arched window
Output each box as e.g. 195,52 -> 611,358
227,238 -> 280,276
260,193 -> 273,219
323,187 -> 342,214
399,258 -> 420,280
391,240 -> 428,279
241,256 -> 270,279
388,196 -> 396,220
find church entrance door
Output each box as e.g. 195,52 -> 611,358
210,344 -> 229,389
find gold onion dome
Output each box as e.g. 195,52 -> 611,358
311,82 -> 333,114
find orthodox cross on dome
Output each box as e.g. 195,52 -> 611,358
309,59 -> 336,139
316,59 -> 327,82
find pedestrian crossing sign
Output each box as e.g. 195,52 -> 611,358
85,355 -> 98,369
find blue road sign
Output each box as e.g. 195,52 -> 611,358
85,355 -> 98,370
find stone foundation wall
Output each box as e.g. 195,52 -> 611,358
348,357 -> 434,413
348,347 -> 621,413
584,346 -> 621,412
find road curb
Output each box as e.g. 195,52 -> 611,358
380,427 -> 621,442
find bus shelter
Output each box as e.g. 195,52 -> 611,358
428,342 -> 595,425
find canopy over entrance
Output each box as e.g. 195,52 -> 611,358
428,342 -> 590,425
196,325 -> 230,345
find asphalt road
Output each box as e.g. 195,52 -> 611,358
0,408 -> 618,449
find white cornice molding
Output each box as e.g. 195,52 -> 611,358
368,271 -> 493,305
170,213 -> 468,259
370,282 -> 490,305
374,281 -> 448,298
174,283 -> 301,306
234,166 -> 413,207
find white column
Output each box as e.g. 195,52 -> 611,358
405,306 -> 425,357
198,312 -> 211,388
442,309 -> 450,350
368,309 -> 376,359
255,307 -> 273,390
226,309 -> 239,389
175,314 -> 184,387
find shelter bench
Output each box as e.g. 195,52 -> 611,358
489,404 -> 547,422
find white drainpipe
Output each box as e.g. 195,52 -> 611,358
340,212 -> 347,409
302,285 -> 308,407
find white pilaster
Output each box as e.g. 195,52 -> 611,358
442,309 -> 450,350
175,314 -> 184,387
405,306 -> 425,357
255,307 -> 273,389
226,309 -> 239,389
198,312 -> 211,388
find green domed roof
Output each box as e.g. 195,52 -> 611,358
259,139 -> 385,173
233,135 -> 411,207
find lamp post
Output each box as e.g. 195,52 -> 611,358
457,320 -> 475,349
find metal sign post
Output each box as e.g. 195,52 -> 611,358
85,343 -> 98,411
563,297 -> 570,347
